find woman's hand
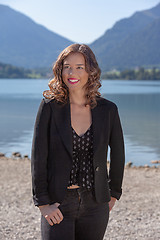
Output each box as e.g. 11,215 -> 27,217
39,203 -> 63,226
109,197 -> 117,211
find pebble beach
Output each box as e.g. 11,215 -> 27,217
0,154 -> 160,240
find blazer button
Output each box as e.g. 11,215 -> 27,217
95,166 -> 99,172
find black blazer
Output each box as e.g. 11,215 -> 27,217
31,96 -> 125,206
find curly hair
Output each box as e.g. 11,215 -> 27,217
43,43 -> 101,108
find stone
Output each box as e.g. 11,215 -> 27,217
12,152 -> 22,158
0,152 -> 5,157
125,162 -> 133,168
151,160 -> 160,164
144,165 -> 150,168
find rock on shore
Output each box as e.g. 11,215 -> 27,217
0,156 -> 160,240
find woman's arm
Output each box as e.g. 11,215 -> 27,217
31,99 -> 51,206
109,106 -> 125,200
31,99 -> 64,225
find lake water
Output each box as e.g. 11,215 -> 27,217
0,79 -> 160,166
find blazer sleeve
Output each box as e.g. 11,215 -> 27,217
109,106 -> 125,200
31,99 -> 51,206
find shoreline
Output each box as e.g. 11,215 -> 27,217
0,155 -> 160,239
0,152 -> 160,169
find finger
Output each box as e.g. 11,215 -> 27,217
109,204 -> 112,211
50,216 -> 58,224
53,213 -> 62,224
45,216 -> 54,226
109,203 -> 115,211
57,209 -> 64,221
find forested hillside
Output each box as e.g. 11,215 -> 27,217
90,3 -> 160,71
0,5 -> 73,68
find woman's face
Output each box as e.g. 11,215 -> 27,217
62,52 -> 89,93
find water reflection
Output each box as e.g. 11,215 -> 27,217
104,93 -> 160,165
0,79 -> 160,166
0,98 -> 39,155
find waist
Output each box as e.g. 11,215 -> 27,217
66,186 -> 94,195
67,184 -> 80,190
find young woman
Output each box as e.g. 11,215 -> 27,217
31,43 -> 125,240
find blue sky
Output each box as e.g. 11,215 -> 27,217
0,0 -> 160,43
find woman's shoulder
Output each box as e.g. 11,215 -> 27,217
42,97 -> 56,104
38,98 -> 57,112
41,98 -> 68,111
40,98 -> 59,107
96,96 -> 118,109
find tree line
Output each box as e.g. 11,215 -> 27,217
0,62 -> 52,79
101,68 -> 160,80
1,62 -> 160,80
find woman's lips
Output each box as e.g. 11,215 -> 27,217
68,78 -> 80,84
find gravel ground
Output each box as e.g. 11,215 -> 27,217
0,156 -> 160,240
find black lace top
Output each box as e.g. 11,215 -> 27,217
68,124 -> 94,189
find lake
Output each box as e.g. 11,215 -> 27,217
0,79 -> 160,166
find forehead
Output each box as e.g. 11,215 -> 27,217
63,52 -> 85,64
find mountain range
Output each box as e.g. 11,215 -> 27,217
90,3 -> 160,71
0,4 -> 72,68
0,3 -> 160,71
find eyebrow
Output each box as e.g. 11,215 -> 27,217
63,63 -> 85,66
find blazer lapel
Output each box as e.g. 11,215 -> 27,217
50,98 -> 105,159
91,100 -> 106,155
51,100 -> 73,158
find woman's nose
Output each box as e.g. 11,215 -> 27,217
69,68 -> 75,75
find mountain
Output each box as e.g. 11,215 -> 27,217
90,3 -> 160,71
1,3 -> 160,71
0,5 -> 73,68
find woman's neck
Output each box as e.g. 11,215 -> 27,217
69,90 -> 86,106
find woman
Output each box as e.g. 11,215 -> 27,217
31,43 -> 125,240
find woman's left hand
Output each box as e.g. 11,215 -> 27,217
109,197 -> 117,211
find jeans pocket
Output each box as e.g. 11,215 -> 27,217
57,191 -> 72,214
59,191 -> 79,217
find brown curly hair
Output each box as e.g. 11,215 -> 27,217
43,43 -> 101,108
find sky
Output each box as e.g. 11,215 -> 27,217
0,0 -> 160,43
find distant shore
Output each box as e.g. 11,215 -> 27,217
0,154 -> 160,239
1,62 -> 160,80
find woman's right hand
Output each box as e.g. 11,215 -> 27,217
39,203 -> 63,226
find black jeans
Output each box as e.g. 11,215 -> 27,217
41,188 -> 109,240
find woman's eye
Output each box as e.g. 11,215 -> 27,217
77,66 -> 83,69
63,66 -> 70,69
